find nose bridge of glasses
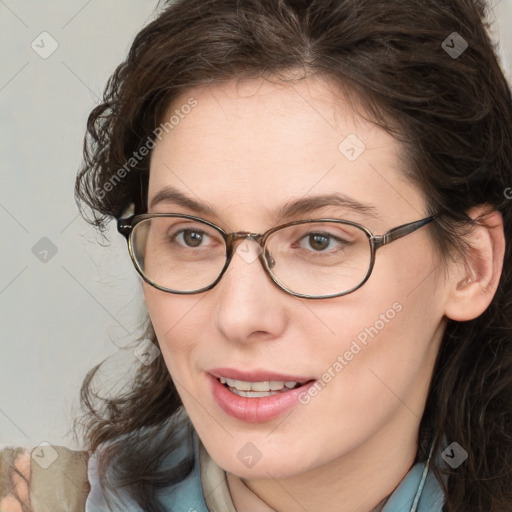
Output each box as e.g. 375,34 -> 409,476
225,231 -> 266,248
226,232 -> 275,269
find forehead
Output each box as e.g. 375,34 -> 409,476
148,75 -> 425,228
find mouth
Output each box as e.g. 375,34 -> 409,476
208,369 -> 317,422
218,376 -> 306,397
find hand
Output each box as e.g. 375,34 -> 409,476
0,450 -> 31,512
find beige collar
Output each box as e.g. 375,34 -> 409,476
199,440 -> 275,511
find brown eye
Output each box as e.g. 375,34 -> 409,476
180,229 -> 204,247
297,231 -> 347,252
308,233 -> 330,251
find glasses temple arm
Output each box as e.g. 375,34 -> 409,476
372,214 -> 441,248
117,216 -> 135,238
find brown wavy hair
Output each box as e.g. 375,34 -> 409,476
74,0 -> 512,510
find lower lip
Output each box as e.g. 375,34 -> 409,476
209,374 -> 316,423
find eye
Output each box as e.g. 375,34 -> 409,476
175,229 -> 206,247
297,231 -> 348,252
172,228 -> 214,248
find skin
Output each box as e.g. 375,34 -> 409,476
143,74 -> 504,512
0,451 -> 31,512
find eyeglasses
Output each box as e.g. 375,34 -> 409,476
117,212 -> 441,300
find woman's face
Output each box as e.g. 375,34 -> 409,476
144,75 -> 449,478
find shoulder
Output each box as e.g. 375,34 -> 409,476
86,424 -> 209,511
1,445 -> 89,512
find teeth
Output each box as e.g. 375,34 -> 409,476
230,389 -> 279,398
219,377 -> 300,392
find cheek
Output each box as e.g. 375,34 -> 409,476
299,251 -> 445,403
287,292 -> 442,467
143,285 -> 203,371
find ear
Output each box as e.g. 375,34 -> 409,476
444,206 -> 505,322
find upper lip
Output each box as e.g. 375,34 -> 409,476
209,367 -> 315,383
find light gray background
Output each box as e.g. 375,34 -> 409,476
1,0 -> 511,449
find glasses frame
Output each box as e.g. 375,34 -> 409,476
117,212 -> 442,300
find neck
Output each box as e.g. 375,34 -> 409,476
369,496 -> 388,512
229,411 -> 420,512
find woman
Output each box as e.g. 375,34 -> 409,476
2,0 -> 511,510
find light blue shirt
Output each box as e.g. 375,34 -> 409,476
85,429 -> 446,512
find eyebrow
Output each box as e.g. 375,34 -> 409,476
149,186 -> 379,222
273,193 -> 379,221
150,187 -> 214,214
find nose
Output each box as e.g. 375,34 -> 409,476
213,239 -> 287,343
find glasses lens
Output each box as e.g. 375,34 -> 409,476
130,217 -> 227,292
265,221 -> 371,297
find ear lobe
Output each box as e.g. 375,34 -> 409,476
444,207 -> 505,322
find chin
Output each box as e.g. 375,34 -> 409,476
203,436 -> 315,480
221,456 -> 305,480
